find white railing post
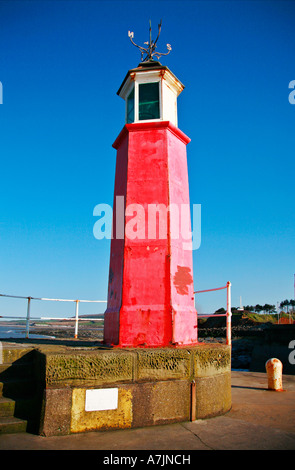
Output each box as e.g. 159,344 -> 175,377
0,293 -> 107,339
74,300 -> 79,339
226,281 -> 232,346
25,297 -> 31,339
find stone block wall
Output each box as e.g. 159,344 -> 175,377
34,344 -> 231,436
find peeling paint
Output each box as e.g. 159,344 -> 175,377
173,265 -> 193,295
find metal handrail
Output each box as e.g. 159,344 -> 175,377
0,293 -> 107,339
1,283 -> 232,344
194,281 -> 232,345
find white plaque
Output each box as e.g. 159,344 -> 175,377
85,388 -> 118,412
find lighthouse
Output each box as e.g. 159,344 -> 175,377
104,21 -> 198,347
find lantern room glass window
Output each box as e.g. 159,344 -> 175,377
126,87 -> 134,123
139,82 -> 160,120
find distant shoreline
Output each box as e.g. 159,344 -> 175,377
0,322 -> 103,341
0,325 -> 56,339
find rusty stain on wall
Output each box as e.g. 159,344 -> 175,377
70,387 -> 133,433
173,266 -> 193,295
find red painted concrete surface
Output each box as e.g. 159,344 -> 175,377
104,121 -> 198,347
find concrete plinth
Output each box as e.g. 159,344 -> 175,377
35,343 -> 231,437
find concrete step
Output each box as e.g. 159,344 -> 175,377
0,416 -> 27,434
0,345 -> 40,434
0,362 -> 34,380
1,345 -> 35,364
0,377 -> 36,398
0,394 -> 41,435
0,397 -> 15,417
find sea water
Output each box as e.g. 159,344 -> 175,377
0,325 -> 55,339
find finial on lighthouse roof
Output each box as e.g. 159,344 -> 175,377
128,19 -> 172,63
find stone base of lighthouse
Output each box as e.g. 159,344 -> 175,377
24,342 -> 232,436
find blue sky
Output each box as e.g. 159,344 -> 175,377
0,0 -> 294,318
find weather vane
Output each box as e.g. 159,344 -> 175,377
128,19 -> 172,62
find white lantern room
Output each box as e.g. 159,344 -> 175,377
117,61 -> 184,128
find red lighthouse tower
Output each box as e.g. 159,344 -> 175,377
104,23 -> 198,347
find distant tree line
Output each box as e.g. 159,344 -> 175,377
214,299 -> 295,314
279,299 -> 295,312
243,304 -> 276,314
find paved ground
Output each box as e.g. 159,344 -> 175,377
0,370 -> 295,452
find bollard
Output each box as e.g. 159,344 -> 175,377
265,358 -> 283,391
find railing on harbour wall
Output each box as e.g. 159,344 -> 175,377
194,281 -> 232,346
0,293 -> 107,339
1,282 -> 232,344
